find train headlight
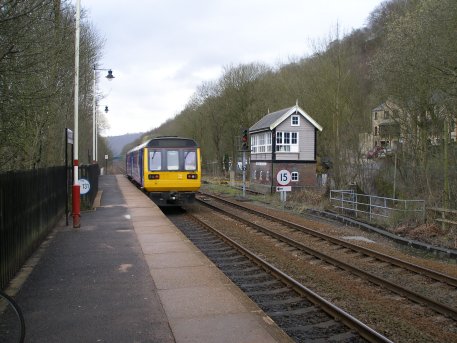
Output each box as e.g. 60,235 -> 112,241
187,174 -> 198,179
148,174 -> 160,180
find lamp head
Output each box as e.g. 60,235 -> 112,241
106,69 -> 115,80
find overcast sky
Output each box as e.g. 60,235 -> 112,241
82,0 -> 384,137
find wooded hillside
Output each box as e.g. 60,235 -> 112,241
1,0 -> 455,208
131,0 -> 457,208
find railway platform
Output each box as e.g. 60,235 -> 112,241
9,175 -> 292,343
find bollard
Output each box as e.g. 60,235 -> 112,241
72,184 -> 81,228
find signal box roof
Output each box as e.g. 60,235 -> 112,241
249,105 -> 322,133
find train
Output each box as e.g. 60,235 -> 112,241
126,136 -> 201,206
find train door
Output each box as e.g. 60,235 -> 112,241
139,148 -> 144,186
128,153 -> 134,176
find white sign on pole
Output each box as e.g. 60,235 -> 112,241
276,170 -> 291,186
67,129 -> 74,144
79,178 -> 90,195
105,155 -> 108,160
276,186 -> 292,192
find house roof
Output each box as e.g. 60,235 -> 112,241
372,103 -> 386,112
372,101 -> 399,112
249,105 -> 323,133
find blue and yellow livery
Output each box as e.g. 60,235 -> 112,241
126,136 -> 201,206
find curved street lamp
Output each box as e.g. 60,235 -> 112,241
92,66 -> 114,163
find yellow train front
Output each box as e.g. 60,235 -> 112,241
126,136 -> 201,206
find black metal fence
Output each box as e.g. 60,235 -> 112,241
0,165 -> 101,290
79,164 -> 100,210
0,167 -> 66,290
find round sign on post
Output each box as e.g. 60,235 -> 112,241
276,170 -> 291,186
79,178 -> 90,195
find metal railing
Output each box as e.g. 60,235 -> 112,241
0,167 -> 67,290
329,190 -> 425,224
1,164 -> 101,290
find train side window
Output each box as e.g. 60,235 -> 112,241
149,151 -> 161,171
184,151 -> 196,170
167,150 -> 180,170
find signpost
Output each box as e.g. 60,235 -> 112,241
241,129 -> 249,198
65,128 -> 73,226
242,152 -> 246,197
276,170 -> 291,203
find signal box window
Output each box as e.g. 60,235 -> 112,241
291,172 -> 299,181
149,151 -> 161,171
184,151 -> 197,171
276,131 -> 298,152
291,115 -> 299,126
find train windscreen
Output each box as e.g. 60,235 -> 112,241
148,149 -> 197,171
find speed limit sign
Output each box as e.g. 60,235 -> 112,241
79,178 -> 91,195
276,170 -> 291,186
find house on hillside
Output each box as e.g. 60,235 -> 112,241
371,102 -> 401,149
360,101 -> 457,158
249,104 -> 323,193
359,101 -> 402,158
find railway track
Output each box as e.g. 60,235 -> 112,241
183,192 -> 457,341
195,192 -> 457,320
166,209 -> 391,343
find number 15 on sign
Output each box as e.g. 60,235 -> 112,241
276,170 -> 291,186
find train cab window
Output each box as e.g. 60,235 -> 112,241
167,150 -> 180,170
149,151 -> 161,171
184,151 -> 196,171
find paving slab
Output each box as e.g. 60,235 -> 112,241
150,265 -> 229,289
170,313 -> 281,343
12,175 -> 175,343
116,175 -> 294,342
11,175 -> 293,342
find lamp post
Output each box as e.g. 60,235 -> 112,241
92,66 -> 114,163
94,105 -> 109,164
72,0 -> 81,228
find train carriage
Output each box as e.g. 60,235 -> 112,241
126,136 -> 201,206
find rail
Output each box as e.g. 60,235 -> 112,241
196,195 -> 457,320
184,210 -> 392,342
329,190 -> 425,224
198,192 -> 457,286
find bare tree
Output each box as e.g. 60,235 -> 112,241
0,1 -> 105,171
371,0 -> 457,207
